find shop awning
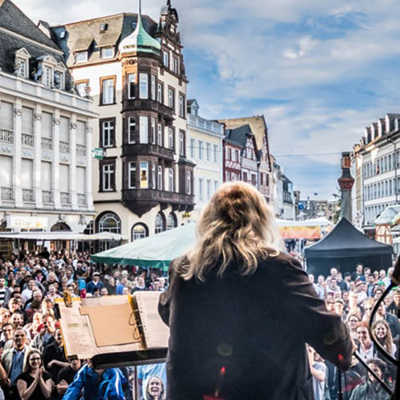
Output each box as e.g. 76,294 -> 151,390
0,231 -> 123,241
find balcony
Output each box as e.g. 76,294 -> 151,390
41,138 -> 53,150
60,192 -> 71,206
122,98 -> 174,123
77,193 -> 87,207
22,133 -> 34,147
122,188 -> 194,217
122,143 -> 175,161
59,141 -> 70,154
22,189 -> 34,203
1,186 -> 13,201
0,129 -> 14,144
42,191 -> 53,205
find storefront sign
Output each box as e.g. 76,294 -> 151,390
7,215 -> 48,230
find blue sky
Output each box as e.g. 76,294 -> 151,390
17,0 -> 400,199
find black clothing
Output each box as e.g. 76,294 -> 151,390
42,342 -> 67,380
56,366 -> 76,384
16,371 -> 52,400
159,253 -> 353,400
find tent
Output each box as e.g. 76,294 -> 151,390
91,222 -> 196,271
304,218 -> 393,275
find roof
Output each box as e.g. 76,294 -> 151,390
0,0 -> 60,51
0,1 -> 65,74
375,205 -> 400,225
224,124 -> 251,148
304,217 -> 392,258
51,13 -> 159,66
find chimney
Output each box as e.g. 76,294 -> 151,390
338,152 -> 355,222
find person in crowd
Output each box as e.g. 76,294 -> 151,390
356,322 -> 376,364
307,346 -> 326,400
346,313 -> 361,342
376,303 -> 400,344
158,182 -> 353,399
352,265 -> 365,282
388,287 -> 400,317
62,359 -> 126,400
86,272 -> 104,295
372,319 -> 397,357
16,349 -> 53,400
349,358 -> 391,400
1,328 -> 31,399
42,329 -> 68,380
55,356 -> 81,398
0,278 -> 11,307
145,375 -> 165,400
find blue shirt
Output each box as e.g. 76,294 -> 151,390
9,349 -> 25,384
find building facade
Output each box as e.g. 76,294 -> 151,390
222,128 -> 243,184
352,113 -> 400,232
51,1 -> 195,241
0,0 -> 96,234
187,99 -> 223,216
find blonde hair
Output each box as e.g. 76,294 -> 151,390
179,181 -> 282,281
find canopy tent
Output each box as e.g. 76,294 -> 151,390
0,231 -> 123,241
91,223 -> 196,271
304,218 -> 393,275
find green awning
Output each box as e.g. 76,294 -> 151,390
90,222 -> 196,271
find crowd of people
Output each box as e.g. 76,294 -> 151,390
0,246 -> 397,399
307,263 -> 399,400
0,248 -> 167,400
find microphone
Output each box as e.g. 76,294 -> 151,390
391,256 -> 400,286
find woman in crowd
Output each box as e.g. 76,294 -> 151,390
16,349 -> 53,400
346,313 -> 361,342
372,320 -> 396,357
159,181 -> 353,400
145,376 -> 165,400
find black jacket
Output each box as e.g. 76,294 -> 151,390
159,252 -> 353,400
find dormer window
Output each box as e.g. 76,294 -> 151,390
42,65 -> 53,87
101,47 -> 114,59
14,48 -> 31,78
75,51 -> 88,63
54,70 -> 65,90
100,23 -> 108,32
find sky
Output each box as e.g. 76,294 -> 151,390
15,0 -> 400,199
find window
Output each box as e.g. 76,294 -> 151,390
128,161 -> 136,189
190,138 -> 195,158
186,170 -> 192,195
168,168 -> 174,191
139,73 -> 148,99
206,143 -> 211,161
16,58 -> 27,78
173,56 -> 179,74
100,119 -> 115,148
77,167 -> 86,196
102,162 -> 115,191
151,163 -> 156,189
75,51 -> 88,63
179,130 -> 185,157
155,213 -> 165,234
214,180 -> 218,193
151,118 -> 156,144
168,127 -> 174,149
168,87 -> 175,109
234,150 -> 239,162
157,82 -> 163,103
22,107 -> 33,136
132,223 -> 148,240
199,178 -> 204,200
157,165 -> 163,190
21,159 -> 33,191
213,145 -> 218,163
198,140 -> 203,160
101,77 -> 115,105
101,47 -> 114,59
98,212 -> 121,234
128,117 -> 136,144
243,172 -> 248,182
76,81 -> 89,97
207,179 -> 211,200
179,94 -> 185,118
157,123 -> 163,146
42,66 -> 53,87
59,164 -> 70,194
127,74 -> 136,99
228,148 -> 231,161
140,161 -> 149,189
163,51 -> 169,68
139,116 -> 148,144
151,75 -> 156,100
41,161 -> 51,192
54,70 -> 64,90
167,213 -> 177,230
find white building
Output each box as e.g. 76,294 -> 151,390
51,1 -> 195,243
187,99 -> 224,217
0,0 -> 96,234
353,113 -> 400,232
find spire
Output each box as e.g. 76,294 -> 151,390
167,0 -> 171,8
119,0 -> 161,56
